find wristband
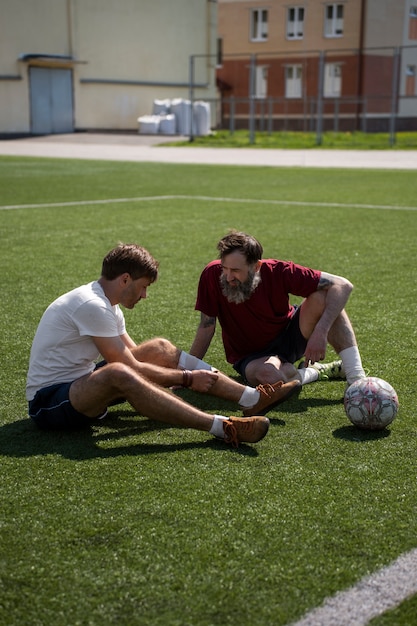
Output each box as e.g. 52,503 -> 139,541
182,370 -> 193,388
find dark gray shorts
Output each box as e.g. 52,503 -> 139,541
233,306 -> 307,380
28,381 -> 104,430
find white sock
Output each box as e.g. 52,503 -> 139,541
296,366 -> 319,385
178,351 -> 213,371
238,386 -> 260,407
340,346 -> 366,385
209,415 -> 228,438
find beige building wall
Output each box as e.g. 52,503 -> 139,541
0,0 -> 218,134
363,0 -> 417,118
218,0 -> 363,56
0,0 -> 70,133
364,0 -> 405,48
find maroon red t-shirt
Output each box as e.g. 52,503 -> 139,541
195,259 -> 321,364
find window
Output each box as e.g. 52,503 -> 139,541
409,7 -> 417,39
285,65 -> 302,98
251,8 -> 268,41
287,7 -> 305,39
324,63 -> 342,97
325,3 -> 344,37
406,65 -> 416,96
255,65 -> 268,98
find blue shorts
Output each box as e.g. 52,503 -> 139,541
28,381 -> 107,430
233,306 -> 307,380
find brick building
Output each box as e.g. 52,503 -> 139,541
216,0 -> 417,131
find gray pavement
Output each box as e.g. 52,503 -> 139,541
1,132 -> 417,169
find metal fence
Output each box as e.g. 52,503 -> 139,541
189,45 -> 417,145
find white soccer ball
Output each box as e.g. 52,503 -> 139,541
344,377 -> 399,430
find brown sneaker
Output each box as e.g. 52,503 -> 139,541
242,380 -> 302,417
223,416 -> 270,447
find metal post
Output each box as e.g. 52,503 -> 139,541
249,54 -> 256,144
316,51 -> 325,145
268,97 -> 273,135
189,55 -> 195,142
334,98 -> 339,133
260,98 -> 265,132
361,97 -> 367,133
230,97 -> 235,135
389,47 -> 401,147
309,98 -> 315,132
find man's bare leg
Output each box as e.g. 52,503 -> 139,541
68,362 -> 270,445
70,362 -> 213,430
131,337 -> 300,414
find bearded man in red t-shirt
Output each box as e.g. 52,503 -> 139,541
190,231 -> 366,400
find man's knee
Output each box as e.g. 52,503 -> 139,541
133,337 -> 179,367
245,358 -> 285,385
99,361 -> 134,388
303,290 -> 326,313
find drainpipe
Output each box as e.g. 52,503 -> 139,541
357,0 -> 367,130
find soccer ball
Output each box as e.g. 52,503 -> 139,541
344,377 -> 399,430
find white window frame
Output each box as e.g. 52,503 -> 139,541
250,8 -> 268,41
405,65 -> 416,96
324,63 -> 342,97
287,6 -> 305,40
324,3 -> 344,38
255,65 -> 268,98
285,64 -> 302,99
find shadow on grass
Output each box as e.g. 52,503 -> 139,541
333,424 -> 392,442
283,395 -> 343,414
175,381 -> 343,419
0,411 -> 260,460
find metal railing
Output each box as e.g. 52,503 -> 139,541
189,45 -> 417,146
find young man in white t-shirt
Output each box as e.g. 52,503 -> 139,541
26,243 -> 300,447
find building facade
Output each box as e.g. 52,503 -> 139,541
0,0 -> 218,135
216,0 -> 417,131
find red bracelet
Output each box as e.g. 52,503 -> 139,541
182,370 -> 193,388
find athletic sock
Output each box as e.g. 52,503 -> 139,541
209,415 -> 228,438
339,346 -> 366,385
297,366 -> 319,385
178,351 -> 213,371
238,386 -> 260,408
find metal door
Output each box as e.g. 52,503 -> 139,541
29,67 -> 74,134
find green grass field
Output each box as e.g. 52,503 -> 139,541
0,155 -> 416,625
168,129 -> 417,149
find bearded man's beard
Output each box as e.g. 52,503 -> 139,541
220,269 -> 261,304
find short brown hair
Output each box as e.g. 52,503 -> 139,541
101,243 -> 159,282
217,231 -> 263,265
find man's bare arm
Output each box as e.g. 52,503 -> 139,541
189,313 -> 216,359
314,271 -> 353,336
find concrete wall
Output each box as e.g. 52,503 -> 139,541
0,0 -> 218,134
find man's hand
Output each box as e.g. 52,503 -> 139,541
304,327 -> 328,365
189,369 -> 219,392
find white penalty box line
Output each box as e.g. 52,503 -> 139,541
1,194 -> 417,212
290,547 -> 417,626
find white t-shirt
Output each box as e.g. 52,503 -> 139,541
26,281 -> 126,400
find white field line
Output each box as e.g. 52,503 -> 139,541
1,194 -> 417,212
290,548 -> 417,626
